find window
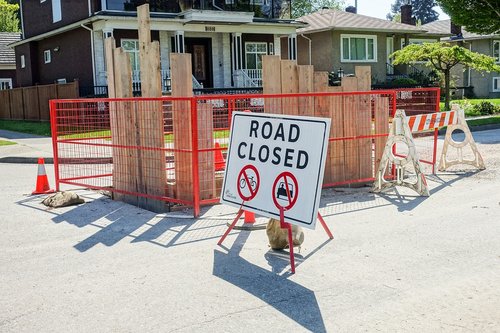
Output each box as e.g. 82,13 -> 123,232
401,38 -> 437,48
245,42 -> 267,69
44,50 -> 51,64
20,55 -> 25,68
494,41 -> 500,63
493,77 -> 500,92
341,34 -> 377,62
121,39 -> 140,72
0,79 -> 13,90
56,78 -> 67,84
52,0 -> 62,22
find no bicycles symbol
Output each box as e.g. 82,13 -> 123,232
272,172 -> 298,211
237,165 -> 260,201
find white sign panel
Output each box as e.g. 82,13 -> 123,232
220,112 -> 331,229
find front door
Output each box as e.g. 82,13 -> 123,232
185,38 -> 213,88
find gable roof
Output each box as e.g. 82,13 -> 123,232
0,32 -> 21,65
297,9 -> 427,34
421,19 -> 499,40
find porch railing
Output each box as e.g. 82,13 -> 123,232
131,69 -> 202,92
233,69 -> 262,88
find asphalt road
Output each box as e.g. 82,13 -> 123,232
0,129 -> 499,332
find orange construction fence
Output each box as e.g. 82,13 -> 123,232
50,88 -> 439,216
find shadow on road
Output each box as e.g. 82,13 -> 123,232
213,231 -> 328,332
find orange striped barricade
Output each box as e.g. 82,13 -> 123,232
438,104 -> 485,171
373,109 -> 430,196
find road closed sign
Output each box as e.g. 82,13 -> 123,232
220,112 -> 331,229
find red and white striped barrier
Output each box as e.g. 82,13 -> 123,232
374,105 -> 485,197
407,110 -> 457,133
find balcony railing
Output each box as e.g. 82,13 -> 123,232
104,0 -> 291,19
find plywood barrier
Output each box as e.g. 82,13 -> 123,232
355,66 -> 373,180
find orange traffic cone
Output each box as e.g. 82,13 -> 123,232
244,211 -> 255,224
214,142 -> 226,171
32,158 -> 55,195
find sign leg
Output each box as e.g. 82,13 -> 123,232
317,213 -> 334,239
281,208 -> 296,274
218,208 -> 245,245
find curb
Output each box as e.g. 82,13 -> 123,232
0,157 -> 53,164
438,122 -> 500,135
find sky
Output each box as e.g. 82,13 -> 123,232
345,0 -> 450,21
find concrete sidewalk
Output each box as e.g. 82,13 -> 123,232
0,130 -> 53,163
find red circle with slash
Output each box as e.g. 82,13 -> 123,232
272,171 -> 298,211
237,165 -> 260,201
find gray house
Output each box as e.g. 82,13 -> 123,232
292,8 -> 444,84
0,32 -> 20,90
422,19 -> 500,98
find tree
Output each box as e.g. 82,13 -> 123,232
391,42 -> 500,110
0,0 -> 20,32
386,0 -> 439,24
293,0 -> 344,18
437,0 -> 500,35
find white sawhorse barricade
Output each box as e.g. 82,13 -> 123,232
373,104 -> 485,196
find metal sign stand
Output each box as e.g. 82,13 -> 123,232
217,201 -> 333,274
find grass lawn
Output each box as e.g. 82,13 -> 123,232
0,139 -> 16,146
466,115 -> 500,127
0,120 -> 51,137
440,98 -> 500,115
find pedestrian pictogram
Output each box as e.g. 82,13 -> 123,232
237,165 -> 260,201
272,172 -> 298,211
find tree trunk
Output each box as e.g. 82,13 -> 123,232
444,69 -> 450,111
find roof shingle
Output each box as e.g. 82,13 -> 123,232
0,32 -> 21,65
297,9 -> 427,34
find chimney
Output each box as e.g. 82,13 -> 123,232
345,6 -> 357,14
401,4 -> 416,25
450,21 -> 462,37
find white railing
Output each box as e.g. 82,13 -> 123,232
130,69 -> 202,93
233,69 -> 262,88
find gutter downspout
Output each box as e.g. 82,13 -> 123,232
300,34 -> 312,65
81,24 -> 96,88
88,0 -> 92,16
19,0 -> 25,39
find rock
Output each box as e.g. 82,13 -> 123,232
266,218 -> 304,250
42,191 -> 84,208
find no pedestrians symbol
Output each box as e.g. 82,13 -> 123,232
272,171 -> 298,211
237,165 -> 260,201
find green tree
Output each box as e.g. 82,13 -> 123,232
386,0 -> 439,24
293,0 -> 344,18
437,0 -> 500,35
0,0 -> 20,32
391,42 -> 500,110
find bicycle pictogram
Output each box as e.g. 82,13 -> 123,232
237,165 -> 260,201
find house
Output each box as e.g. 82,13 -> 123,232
0,32 -> 21,90
293,8 -> 426,83
292,5 -> 451,85
422,19 -> 500,98
11,0 -> 304,94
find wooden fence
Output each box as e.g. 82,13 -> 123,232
0,81 -> 79,121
